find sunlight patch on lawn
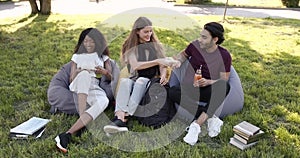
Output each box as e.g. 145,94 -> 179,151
211,0 -> 286,8
286,112 -> 300,124
1,14 -> 38,32
100,13 -> 199,31
251,62 -> 263,71
274,127 -> 300,149
224,18 -> 300,58
271,105 -> 288,117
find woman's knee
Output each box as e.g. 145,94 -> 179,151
131,78 -> 149,95
135,77 -> 149,85
88,97 -> 109,119
78,70 -> 90,76
75,70 -> 91,83
102,97 -> 109,107
134,77 -> 149,90
120,78 -> 134,87
118,78 -> 134,93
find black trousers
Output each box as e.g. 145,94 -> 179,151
168,80 -> 230,118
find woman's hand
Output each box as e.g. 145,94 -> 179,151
95,66 -> 108,75
160,74 -> 168,86
156,58 -> 181,68
166,57 -> 182,68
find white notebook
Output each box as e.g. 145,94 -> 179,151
10,117 -> 51,135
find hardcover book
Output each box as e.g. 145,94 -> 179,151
233,121 -> 260,137
233,130 -> 264,144
229,137 -> 258,150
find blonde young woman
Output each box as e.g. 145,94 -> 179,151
103,17 -> 173,134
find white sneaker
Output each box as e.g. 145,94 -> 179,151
207,115 -> 223,137
183,121 -> 201,145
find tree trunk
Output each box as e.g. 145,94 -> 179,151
28,0 -> 39,14
40,0 -> 51,15
28,0 -> 51,15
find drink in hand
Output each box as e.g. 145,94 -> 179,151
194,69 -> 202,81
96,73 -> 102,78
194,65 -> 202,84
95,66 -> 102,78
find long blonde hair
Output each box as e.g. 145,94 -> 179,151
121,17 -> 165,65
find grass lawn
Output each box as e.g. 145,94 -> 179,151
210,0 -> 283,7
0,12 -> 299,157
185,0 -> 300,8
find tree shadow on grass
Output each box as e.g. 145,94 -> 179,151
0,14 -> 80,118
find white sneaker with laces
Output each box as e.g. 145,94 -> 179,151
183,121 -> 201,145
207,115 -> 223,137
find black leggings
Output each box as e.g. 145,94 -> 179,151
168,80 -> 230,118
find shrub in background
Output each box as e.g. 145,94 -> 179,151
281,0 -> 299,7
184,0 -> 211,4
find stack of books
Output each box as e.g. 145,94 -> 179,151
229,121 -> 264,150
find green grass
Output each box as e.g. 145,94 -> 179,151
211,0 -> 284,7
195,0 -> 300,8
0,13 -> 300,157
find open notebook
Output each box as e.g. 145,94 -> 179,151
10,117 -> 51,139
